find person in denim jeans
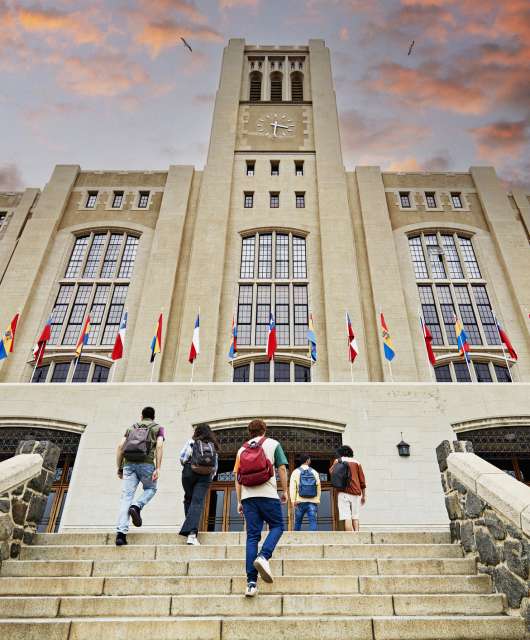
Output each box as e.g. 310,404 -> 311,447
115,407 -> 165,546
289,454 -> 321,531
234,419 -> 288,597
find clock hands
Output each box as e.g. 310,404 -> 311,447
270,120 -> 290,136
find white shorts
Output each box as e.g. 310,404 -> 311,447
337,492 -> 361,521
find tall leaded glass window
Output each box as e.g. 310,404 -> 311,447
408,233 -> 499,349
49,231 -> 139,347
236,232 -> 309,348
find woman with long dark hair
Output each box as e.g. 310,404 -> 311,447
178,423 -> 219,545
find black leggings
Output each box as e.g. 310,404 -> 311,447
179,465 -> 211,536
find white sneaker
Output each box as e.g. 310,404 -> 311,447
245,582 -> 258,597
253,555 -> 273,583
187,534 -> 200,545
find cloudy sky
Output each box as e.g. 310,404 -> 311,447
1,0 -> 528,191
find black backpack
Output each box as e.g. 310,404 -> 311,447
330,458 -> 351,490
190,440 -> 217,476
122,423 -> 157,462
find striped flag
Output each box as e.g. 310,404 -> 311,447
420,314 -> 436,366
74,316 -> 91,361
346,312 -> 358,363
33,318 -> 52,366
266,312 -> 277,361
150,314 -> 163,363
495,315 -> 517,361
111,311 -> 128,361
380,312 -> 395,361
228,313 -> 237,360
0,313 -> 19,360
188,313 -> 200,363
307,313 -> 317,363
454,315 -> 470,363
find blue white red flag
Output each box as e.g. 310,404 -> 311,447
266,312 -> 277,361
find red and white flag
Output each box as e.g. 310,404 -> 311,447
111,311 -> 128,361
33,318 -> 52,366
346,312 -> 358,363
420,314 -> 436,366
495,314 -> 518,361
188,313 -> 200,363
266,312 -> 277,361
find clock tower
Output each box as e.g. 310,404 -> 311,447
175,40 -> 367,384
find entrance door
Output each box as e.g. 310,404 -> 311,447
201,429 -> 342,532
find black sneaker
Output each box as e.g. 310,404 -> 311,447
115,532 -> 127,546
129,505 -> 142,527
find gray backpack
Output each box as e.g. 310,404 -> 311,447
190,440 -> 217,476
123,423 -> 157,461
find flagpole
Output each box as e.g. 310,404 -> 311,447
492,311 -> 514,382
110,361 -> 117,383
150,356 -> 156,383
190,360 -> 195,383
31,343 -> 44,382
388,360 -> 394,383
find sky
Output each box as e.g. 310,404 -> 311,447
0,0 -> 529,191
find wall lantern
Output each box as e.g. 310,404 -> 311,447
397,433 -> 411,457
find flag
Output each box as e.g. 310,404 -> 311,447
420,314 -> 436,366
111,311 -> 128,361
380,312 -> 395,361
33,318 -> 52,366
188,313 -> 200,363
150,314 -> 163,363
307,313 -> 317,363
495,316 -> 517,361
0,313 -> 19,359
454,315 -> 470,363
346,312 -> 358,363
228,313 -> 237,360
266,312 -> 277,361
74,316 -> 91,361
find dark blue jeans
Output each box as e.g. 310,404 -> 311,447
242,497 -> 284,583
294,502 -> 318,531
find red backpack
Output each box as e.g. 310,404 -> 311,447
237,436 -> 274,487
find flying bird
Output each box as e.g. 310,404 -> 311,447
180,37 -> 193,53
408,40 -> 415,56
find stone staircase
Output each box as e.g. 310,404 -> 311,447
0,530 -> 526,639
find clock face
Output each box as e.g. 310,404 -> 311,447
256,113 -> 295,138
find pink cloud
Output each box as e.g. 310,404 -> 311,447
365,63 -> 487,115
134,20 -> 223,57
469,119 -> 530,160
57,54 -> 150,97
0,163 -> 24,190
17,7 -> 106,46
339,27 -> 349,41
218,0 -> 259,7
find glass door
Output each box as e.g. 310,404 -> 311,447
37,456 -> 73,532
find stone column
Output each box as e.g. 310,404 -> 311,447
0,440 -> 60,559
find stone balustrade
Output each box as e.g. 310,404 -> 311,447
0,440 -> 60,561
437,439 -> 530,621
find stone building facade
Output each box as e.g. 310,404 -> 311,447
0,39 -> 528,533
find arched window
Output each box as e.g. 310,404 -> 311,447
48,231 -> 139,349
435,359 -> 512,383
270,72 -> 283,101
238,232 -> 308,347
249,71 -> 262,102
291,72 -> 303,102
31,360 -> 111,384
232,360 -> 311,383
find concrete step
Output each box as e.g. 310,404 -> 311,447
0,573 -> 493,597
0,615 -> 523,640
0,557 -> 477,578
391,594 -> 504,616
358,575 -> 491,595
32,530 -> 451,546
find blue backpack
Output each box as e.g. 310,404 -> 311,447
298,467 -> 318,498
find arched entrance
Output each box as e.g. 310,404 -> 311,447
455,418 -> 530,486
201,425 -> 343,532
0,423 -> 83,532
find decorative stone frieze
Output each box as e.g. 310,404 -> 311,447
0,440 -> 60,561
437,439 -> 530,618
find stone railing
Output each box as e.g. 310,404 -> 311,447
437,439 -> 530,620
0,440 -> 60,561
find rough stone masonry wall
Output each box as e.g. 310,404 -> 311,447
0,440 -> 60,560
437,439 -> 530,621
